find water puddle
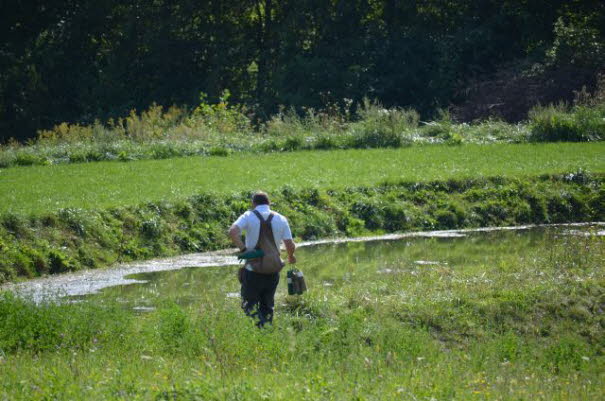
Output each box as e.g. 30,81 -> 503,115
414,261 -> 445,265
562,229 -> 605,237
2,222 -> 603,303
132,306 -> 156,312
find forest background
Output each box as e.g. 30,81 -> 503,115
1,0 -> 604,143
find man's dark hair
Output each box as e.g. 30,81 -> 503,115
252,191 -> 270,205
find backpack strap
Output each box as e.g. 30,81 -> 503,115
251,210 -> 275,250
252,210 -> 274,223
252,210 -> 265,223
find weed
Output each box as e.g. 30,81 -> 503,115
529,103 -> 605,142
1,99 -> 602,168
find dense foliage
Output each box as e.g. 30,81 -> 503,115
2,1 -> 604,142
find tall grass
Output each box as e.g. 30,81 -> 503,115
2,82 -> 604,168
529,76 -> 605,142
0,97 -> 559,168
529,103 -> 605,142
0,227 -> 603,400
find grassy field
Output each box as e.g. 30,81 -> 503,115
1,142 -> 604,215
1,226 -> 603,400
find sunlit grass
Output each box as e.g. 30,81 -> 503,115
1,142 -> 603,214
1,226 -> 603,400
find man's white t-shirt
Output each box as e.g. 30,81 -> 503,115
233,205 -> 293,251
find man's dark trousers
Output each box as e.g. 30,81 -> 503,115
241,269 -> 280,327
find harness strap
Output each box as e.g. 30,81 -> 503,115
252,210 -> 274,224
252,210 -> 275,250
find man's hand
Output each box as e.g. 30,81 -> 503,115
288,254 -> 297,264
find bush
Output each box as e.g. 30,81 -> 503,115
383,203 -> 410,231
573,105 -> 605,140
282,136 -> 304,151
529,104 -> 605,142
349,128 -> 404,149
15,151 -> 40,166
206,146 -> 228,157
347,98 -> 419,149
312,135 -> 339,150
355,98 -> 419,129
351,198 -> 385,229
151,143 -> 180,159
48,249 -> 74,274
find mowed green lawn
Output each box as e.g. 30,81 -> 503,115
1,143 -> 603,214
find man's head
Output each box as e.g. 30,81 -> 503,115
251,191 -> 270,207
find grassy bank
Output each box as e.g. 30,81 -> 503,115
1,143 -> 604,214
1,226 -> 603,400
1,173 -> 603,284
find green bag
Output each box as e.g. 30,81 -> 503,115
237,249 -> 265,261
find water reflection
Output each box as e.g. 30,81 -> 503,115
87,224 -> 604,311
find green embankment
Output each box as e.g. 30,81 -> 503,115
1,171 -> 603,283
1,143 -> 603,214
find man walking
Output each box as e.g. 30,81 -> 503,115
229,191 -> 296,326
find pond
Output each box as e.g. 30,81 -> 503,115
82,223 -> 604,312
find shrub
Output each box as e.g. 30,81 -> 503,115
348,98 -> 418,149
312,135 -> 339,150
14,151 -> 40,166
351,198 -> 385,229
151,143 -> 180,159
349,128 -> 404,149
529,104 -> 605,142
0,213 -> 28,238
0,152 -> 16,167
141,217 -> 165,239
573,105 -> 605,140
191,91 -> 251,135
383,203 -> 410,231
355,98 -> 419,129
421,122 -> 452,139
68,151 -> 88,163
48,249 -> 74,274
282,136 -> 304,151
208,146 -> 230,157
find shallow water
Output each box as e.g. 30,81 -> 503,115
3,222 -> 603,304
85,223 -> 604,310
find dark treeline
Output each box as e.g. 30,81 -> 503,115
1,0 -> 604,142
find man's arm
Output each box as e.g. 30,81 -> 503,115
284,239 -> 296,264
228,224 -> 246,251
